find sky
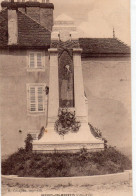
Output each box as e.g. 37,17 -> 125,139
0,0 -> 131,45
52,0 -> 131,45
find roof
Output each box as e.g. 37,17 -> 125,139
1,1 -> 54,9
0,9 -> 8,47
79,38 -> 130,57
0,8 -> 51,49
18,11 -> 51,48
0,8 -> 130,56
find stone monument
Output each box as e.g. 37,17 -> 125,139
33,14 -> 104,152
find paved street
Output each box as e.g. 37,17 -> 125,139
2,181 -> 132,196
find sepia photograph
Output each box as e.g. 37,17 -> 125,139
0,0 -> 133,195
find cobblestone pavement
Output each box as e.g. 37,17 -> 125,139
2,181 -> 132,196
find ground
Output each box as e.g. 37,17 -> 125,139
2,180 -> 132,196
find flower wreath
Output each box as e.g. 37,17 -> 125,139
54,108 -> 81,137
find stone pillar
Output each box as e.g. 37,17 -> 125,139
73,48 -> 87,123
47,48 -> 59,127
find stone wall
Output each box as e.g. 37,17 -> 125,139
0,49 -> 49,156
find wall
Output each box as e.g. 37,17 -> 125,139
0,49 -> 49,157
0,53 -> 131,157
82,57 -> 131,157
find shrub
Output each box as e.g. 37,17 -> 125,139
25,134 -> 33,152
2,146 -> 132,177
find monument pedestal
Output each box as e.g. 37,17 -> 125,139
33,142 -> 104,153
32,14 -> 104,153
33,124 -> 104,153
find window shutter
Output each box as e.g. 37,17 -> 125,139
30,86 -> 36,111
30,53 -> 35,68
37,86 -> 44,111
37,53 -> 42,68
27,84 -> 45,113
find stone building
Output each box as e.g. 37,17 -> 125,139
0,1 -> 131,156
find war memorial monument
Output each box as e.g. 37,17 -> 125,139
33,14 -> 104,152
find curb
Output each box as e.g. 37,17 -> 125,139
2,170 -> 132,187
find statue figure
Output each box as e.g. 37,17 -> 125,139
58,49 -> 74,108
60,64 -> 73,107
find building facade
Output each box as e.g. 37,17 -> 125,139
0,1 -> 131,156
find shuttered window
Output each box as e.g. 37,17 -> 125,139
29,53 -> 35,68
27,84 -> 45,112
30,86 -> 36,111
29,52 -> 44,69
37,53 -> 42,68
37,86 -> 44,111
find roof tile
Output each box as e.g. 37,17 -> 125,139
0,9 -> 51,49
0,9 -> 131,56
17,10 -> 50,47
0,9 -> 8,46
79,38 -> 130,57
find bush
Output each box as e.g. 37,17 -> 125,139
25,134 -> 33,152
1,146 -> 132,177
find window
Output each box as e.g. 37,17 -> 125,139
28,52 -> 45,70
27,84 -> 46,113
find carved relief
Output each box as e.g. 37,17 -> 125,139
58,49 -> 74,107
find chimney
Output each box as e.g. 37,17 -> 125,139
26,2 -> 40,23
25,1 -> 54,31
39,3 -> 54,31
8,8 -> 18,45
1,1 -> 54,32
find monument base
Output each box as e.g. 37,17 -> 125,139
33,142 -> 104,153
32,124 -> 104,153
33,141 -> 104,153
